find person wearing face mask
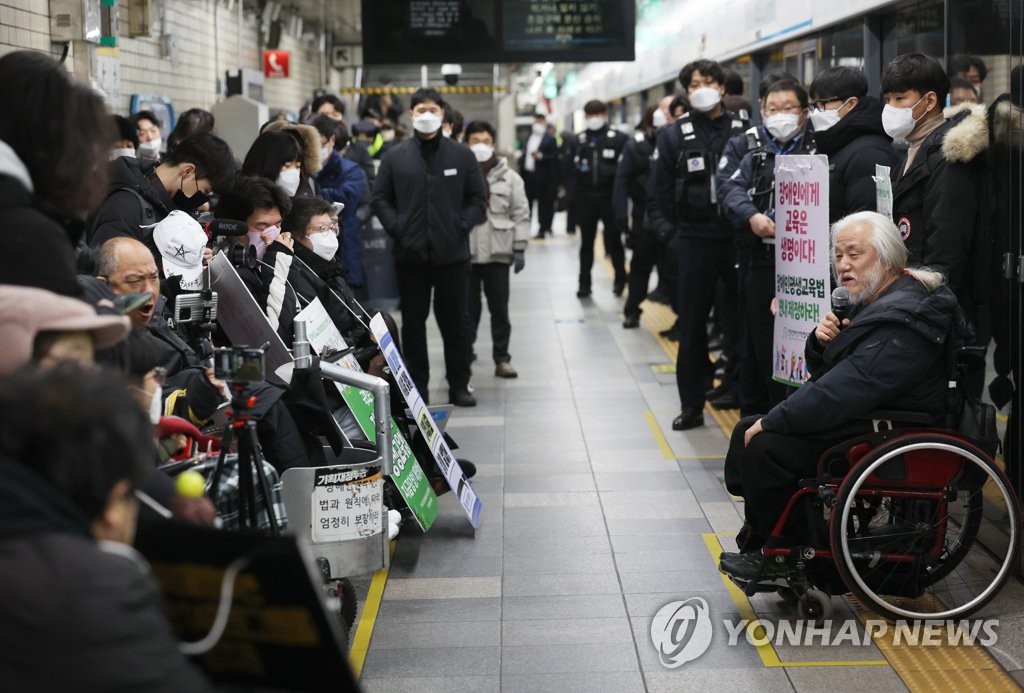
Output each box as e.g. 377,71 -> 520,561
464,120 -> 530,380
311,116 -> 368,292
371,88 -> 487,407
90,133 -> 237,265
110,115 -> 140,161
654,59 -> 749,431
245,126 -> 323,199
521,113 -> 559,239
806,66 -> 897,223
567,99 -> 630,298
133,110 -> 164,162
719,79 -> 816,417
883,53 -> 994,345
615,105 -> 661,328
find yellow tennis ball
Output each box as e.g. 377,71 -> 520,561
175,470 -> 207,498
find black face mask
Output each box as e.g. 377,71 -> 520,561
173,173 -> 209,214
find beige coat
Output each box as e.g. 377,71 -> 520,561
469,157 -> 530,264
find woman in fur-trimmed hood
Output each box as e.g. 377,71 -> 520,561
257,120 -> 323,197
885,53 -> 995,312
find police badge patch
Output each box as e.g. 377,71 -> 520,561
897,216 -> 911,241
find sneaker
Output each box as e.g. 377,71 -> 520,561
672,407 -> 704,431
622,313 -> 640,329
449,388 -> 477,407
719,551 -> 794,582
388,522 -> 400,540
495,362 -> 518,378
388,509 -> 403,526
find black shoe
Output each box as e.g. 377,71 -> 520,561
659,320 -> 680,339
533,231 -> 547,240
735,523 -> 765,553
705,382 -> 730,399
622,313 -> 640,329
456,458 -> 477,478
449,388 -> 477,407
576,288 -> 592,299
612,278 -> 626,296
709,391 -> 740,410
672,407 -> 704,430
647,289 -> 671,305
719,551 -> 794,582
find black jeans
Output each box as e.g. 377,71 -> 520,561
468,262 -> 512,364
525,173 -> 556,233
674,237 -> 735,409
576,194 -> 625,291
396,261 -> 472,397
624,226 -> 659,316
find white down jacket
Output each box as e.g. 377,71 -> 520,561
469,156 -> 530,264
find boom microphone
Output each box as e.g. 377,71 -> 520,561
831,286 -> 850,325
205,218 -> 249,237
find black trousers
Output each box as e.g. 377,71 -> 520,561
575,194 -> 626,291
725,416 -> 841,544
624,226 -> 659,315
468,262 -> 512,365
525,173 -> 556,233
738,256 -> 787,415
396,261 -> 472,398
675,236 -> 736,409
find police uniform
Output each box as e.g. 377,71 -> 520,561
613,130 -> 657,320
653,108 -> 747,426
720,124 -> 816,415
570,124 -> 629,296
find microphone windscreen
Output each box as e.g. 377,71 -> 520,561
831,286 -> 850,309
206,219 -> 249,237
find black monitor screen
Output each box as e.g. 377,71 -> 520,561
361,0 -> 635,64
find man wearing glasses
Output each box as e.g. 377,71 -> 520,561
806,66 -> 897,223
720,79 -> 817,417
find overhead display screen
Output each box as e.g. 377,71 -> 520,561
360,0 -> 635,64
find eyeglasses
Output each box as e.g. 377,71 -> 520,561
308,224 -> 339,236
810,98 -> 843,112
763,104 -> 805,116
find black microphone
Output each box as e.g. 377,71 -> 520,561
205,218 -> 249,237
831,286 -> 850,325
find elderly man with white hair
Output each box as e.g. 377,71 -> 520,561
718,211 -> 968,581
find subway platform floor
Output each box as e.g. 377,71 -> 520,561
353,218 -> 1024,692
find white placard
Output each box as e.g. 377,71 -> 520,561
311,469 -> 384,542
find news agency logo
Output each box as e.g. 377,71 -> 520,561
650,597 -> 1000,668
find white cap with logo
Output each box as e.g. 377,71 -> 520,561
151,210 -> 208,291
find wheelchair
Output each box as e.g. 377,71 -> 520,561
723,350 -> 1021,623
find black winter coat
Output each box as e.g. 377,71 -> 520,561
0,457 -> 212,692
891,104 -> 994,302
812,96 -> 897,223
372,136 -> 487,266
761,274 -> 961,438
0,175 -> 82,296
89,156 -> 174,256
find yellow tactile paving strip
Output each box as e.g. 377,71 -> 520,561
604,252 -> 1020,690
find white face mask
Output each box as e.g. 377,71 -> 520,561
320,145 -> 332,165
881,96 -> 926,139
310,230 -> 339,261
532,123 -> 547,135
764,113 -> 802,142
277,167 -> 301,197
109,148 -> 136,160
413,112 -> 442,135
138,138 -> 161,158
809,109 -> 841,132
470,143 -> 494,163
652,109 -> 668,128
689,87 -> 722,113
585,117 -> 606,131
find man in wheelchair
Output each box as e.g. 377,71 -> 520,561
720,211 -> 968,582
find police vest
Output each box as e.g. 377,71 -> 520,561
629,132 -> 656,202
746,126 -> 818,218
673,113 -> 746,222
574,128 -> 627,189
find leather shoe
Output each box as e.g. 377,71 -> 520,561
612,278 -> 626,296
622,313 -> 640,329
576,288 -> 591,299
709,391 -> 740,410
533,231 -> 547,240
449,388 -> 477,407
494,362 -> 518,378
672,407 -> 704,431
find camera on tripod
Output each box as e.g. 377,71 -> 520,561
174,291 -> 219,324
214,346 -> 266,385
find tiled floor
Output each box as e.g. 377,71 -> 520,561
357,217 -> 1024,692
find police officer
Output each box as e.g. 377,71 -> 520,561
654,59 -> 748,430
720,78 -> 815,416
569,100 -> 629,298
615,105 -> 659,327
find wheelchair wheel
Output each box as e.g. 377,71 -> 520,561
830,434 -> 1019,621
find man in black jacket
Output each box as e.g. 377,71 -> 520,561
615,107 -> 658,327
522,113 -> 560,239
89,133 -> 236,260
719,212 -> 962,579
372,88 -> 487,407
808,66 -> 898,223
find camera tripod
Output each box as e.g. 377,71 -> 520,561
208,383 -> 280,535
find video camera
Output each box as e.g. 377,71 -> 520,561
214,346 -> 267,385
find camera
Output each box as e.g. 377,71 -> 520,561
214,346 -> 266,385
441,64 -> 462,86
174,292 -> 219,324
228,243 -> 258,270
